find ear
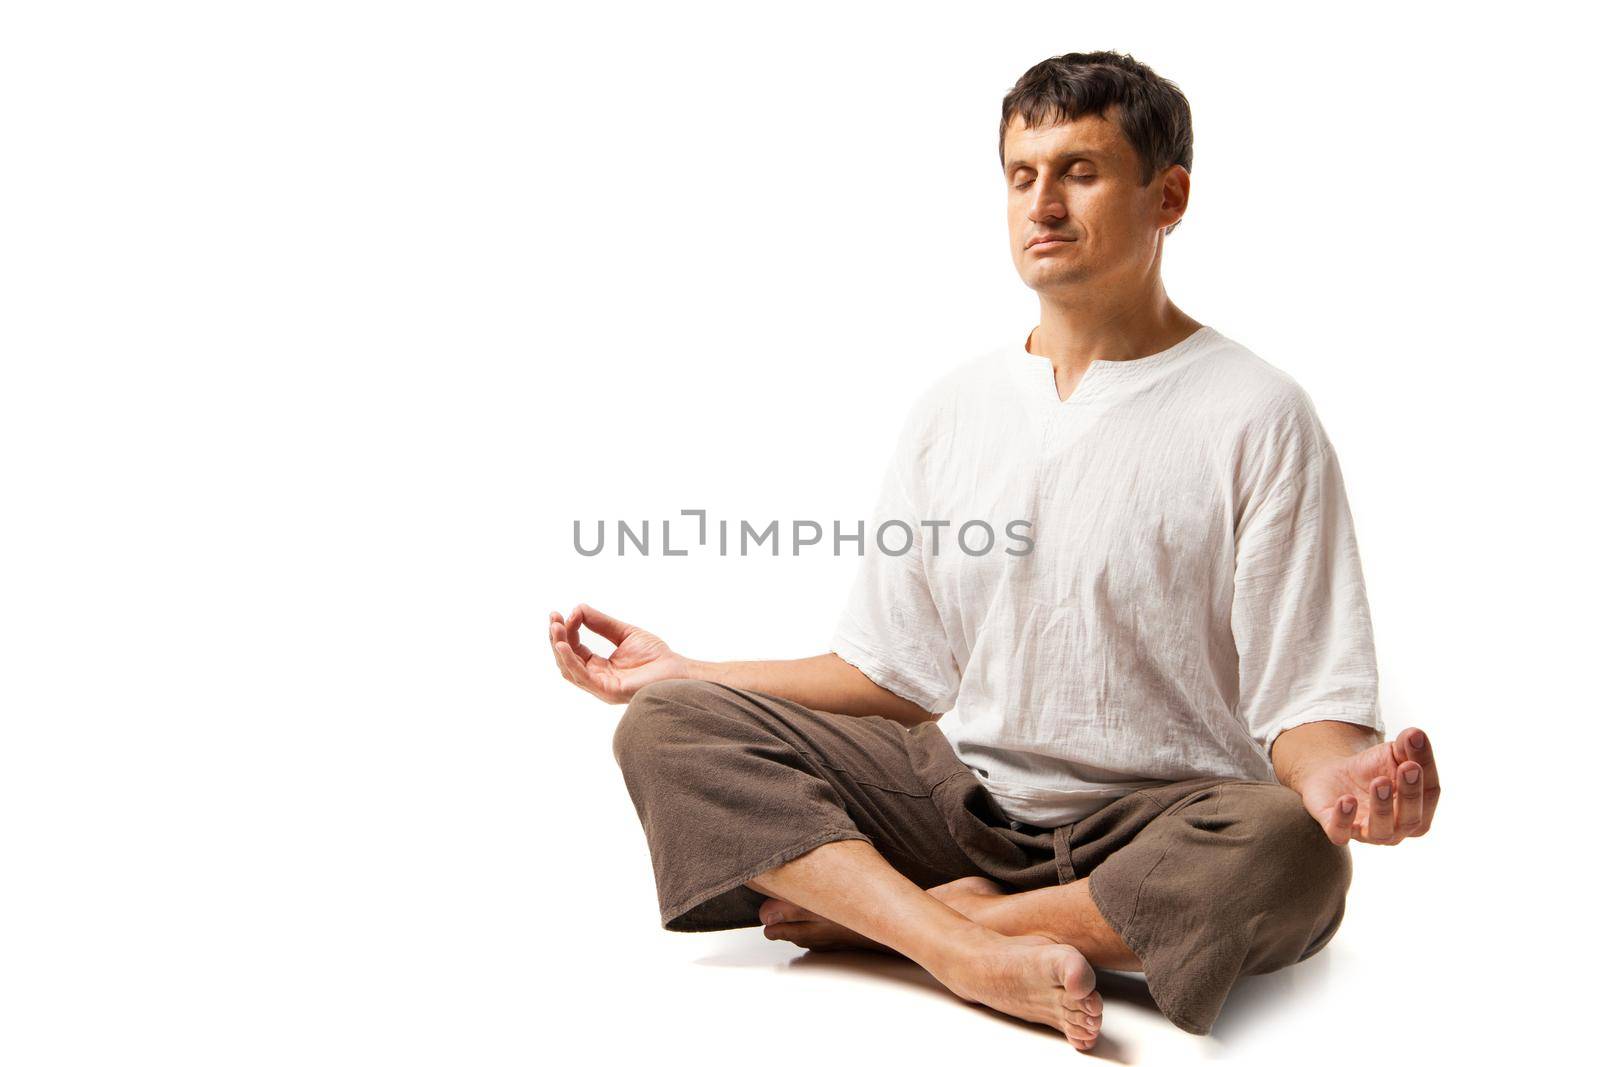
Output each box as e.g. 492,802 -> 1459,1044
1159,164 -> 1190,234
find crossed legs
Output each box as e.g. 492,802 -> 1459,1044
742,838 -> 1106,1050
613,680 -> 1352,1041
756,869 -> 1142,972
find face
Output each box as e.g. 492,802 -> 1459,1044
1003,108 -> 1187,296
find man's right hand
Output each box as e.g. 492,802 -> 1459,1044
548,603 -> 935,725
548,604 -> 690,704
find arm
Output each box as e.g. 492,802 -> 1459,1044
1273,719 -> 1440,846
688,654 -> 935,725
548,603 -> 935,725
1231,391 -> 1441,845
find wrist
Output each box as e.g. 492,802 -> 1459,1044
1272,720 -> 1377,793
681,658 -> 721,682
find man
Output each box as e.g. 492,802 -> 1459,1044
548,51 -> 1439,1049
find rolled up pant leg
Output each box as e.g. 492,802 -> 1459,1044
1074,777 -> 1353,1036
611,678 -> 989,932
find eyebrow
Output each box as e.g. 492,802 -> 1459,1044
1004,150 -> 1105,177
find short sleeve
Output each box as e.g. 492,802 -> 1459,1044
829,396 -> 961,715
1232,411 -> 1385,757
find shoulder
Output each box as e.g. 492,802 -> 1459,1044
1193,329 -> 1342,500
1194,329 -> 1331,458
1192,329 -> 1320,426
897,344 -> 1011,438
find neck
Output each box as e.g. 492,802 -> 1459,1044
1027,280 -> 1201,375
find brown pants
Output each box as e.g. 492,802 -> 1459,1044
612,679 -> 1351,1036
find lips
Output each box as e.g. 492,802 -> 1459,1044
1027,235 -> 1073,249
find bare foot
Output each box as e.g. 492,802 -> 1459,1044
937,931 -> 1103,1049
758,891 -> 1102,1048
758,876 -> 1009,953
758,896 -> 883,952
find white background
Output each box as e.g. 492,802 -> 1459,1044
3,2 -> 1595,1063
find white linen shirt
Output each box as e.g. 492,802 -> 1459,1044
830,324 -> 1385,827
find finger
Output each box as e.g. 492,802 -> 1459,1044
555,638 -> 592,682
566,625 -> 596,663
549,622 -> 576,681
550,618 -> 575,648
1392,727 -> 1437,790
553,640 -> 583,687
571,602 -> 633,645
1395,760 -> 1425,838
1363,776 -> 1395,843
554,639 -> 603,697
546,610 -> 598,664
1323,794 -> 1357,846
1402,729 -> 1441,836
1414,782 -> 1440,837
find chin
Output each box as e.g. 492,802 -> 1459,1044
1028,266 -> 1088,289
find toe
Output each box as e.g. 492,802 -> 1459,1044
1053,948 -> 1097,1000
1065,1020 -> 1096,1042
759,899 -> 810,925
1066,1006 -> 1101,1030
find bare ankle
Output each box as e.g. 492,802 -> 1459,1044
925,921 -> 1016,972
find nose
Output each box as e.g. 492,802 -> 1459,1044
1027,180 -> 1067,225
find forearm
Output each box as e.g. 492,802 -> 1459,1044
685,653 -> 936,726
1270,719 -> 1383,795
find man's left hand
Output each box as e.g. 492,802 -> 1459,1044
1297,727 -> 1440,846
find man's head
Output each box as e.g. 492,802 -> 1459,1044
1000,52 -> 1193,298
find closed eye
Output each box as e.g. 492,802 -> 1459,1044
1013,176 -> 1096,190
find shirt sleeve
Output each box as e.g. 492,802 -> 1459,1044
829,395 -> 962,715
1231,404 -> 1385,757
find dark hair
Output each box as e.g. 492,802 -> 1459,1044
999,50 -> 1194,196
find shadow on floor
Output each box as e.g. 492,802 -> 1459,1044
696,936 -> 1222,1063
1206,941 -> 1337,1042
696,928 -> 1338,1051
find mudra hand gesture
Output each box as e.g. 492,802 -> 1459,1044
1296,727 -> 1439,846
548,603 -> 688,704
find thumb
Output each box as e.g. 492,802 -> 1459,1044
571,603 -> 633,644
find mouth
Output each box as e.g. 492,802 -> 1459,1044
1027,237 -> 1075,251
